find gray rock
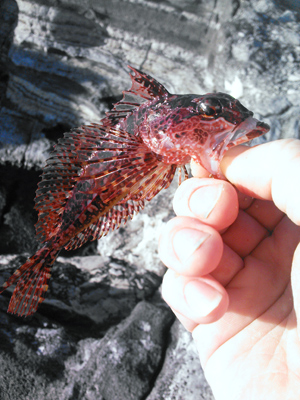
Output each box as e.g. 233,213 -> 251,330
148,320 -> 214,400
0,0 -> 300,399
0,186 -> 7,219
0,254 -> 162,330
0,296 -> 173,400
0,138 -> 53,170
64,301 -> 174,400
0,167 -> 40,254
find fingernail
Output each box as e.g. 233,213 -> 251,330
184,280 -> 223,317
173,229 -> 210,263
189,185 -> 223,218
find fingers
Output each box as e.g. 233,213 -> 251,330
190,158 -> 210,178
158,216 -> 223,276
159,179 -> 239,330
245,198 -> 284,231
251,216 -> 300,278
221,210 -> 269,258
159,217 -> 243,330
160,138 -> 300,334
162,270 -> 229,328
173,178 -> 239,231
220,139 -> 300,225
192,139 -> 300,225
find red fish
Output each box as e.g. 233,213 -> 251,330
0,67 -> 269,317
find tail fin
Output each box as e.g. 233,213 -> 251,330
0,245 -> 59,317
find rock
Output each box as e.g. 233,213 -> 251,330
0,297 -> 174,400
0,186 -> 7,219
0,313 -> 78,400
0,138 -> 54,170
147,320 -> 214,400
0,0 -> 300,399
0,254 -> 162,331
0,165 -> 40,254
0,0 -> 18,108
64,301 -> 174,400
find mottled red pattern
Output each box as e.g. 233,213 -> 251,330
0,67 -> 269,317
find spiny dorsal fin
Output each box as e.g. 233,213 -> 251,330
126,66 -> 170,101
102,66 -> 170,127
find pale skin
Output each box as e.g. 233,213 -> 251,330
159,139 -> 300,400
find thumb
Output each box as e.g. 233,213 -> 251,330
220,139 -> 300,225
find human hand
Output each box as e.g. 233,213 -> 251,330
159,139 -> 300,400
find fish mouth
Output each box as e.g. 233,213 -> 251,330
213,117 -> 269,177
229,117 -> 270,145
194,116 -> 270,178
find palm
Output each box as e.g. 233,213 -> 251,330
194,196 -> 300,399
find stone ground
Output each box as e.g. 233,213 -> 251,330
0,0 -> 299,399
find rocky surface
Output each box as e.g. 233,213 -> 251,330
0,0 -> 299,399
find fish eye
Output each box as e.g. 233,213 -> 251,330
197,98 -> 222,118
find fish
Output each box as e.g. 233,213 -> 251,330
0,66 -> 270,317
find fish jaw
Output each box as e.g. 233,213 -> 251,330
227,117 -> 270,146
194,116 -> 270,178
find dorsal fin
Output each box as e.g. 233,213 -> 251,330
102,66 -> 170,127
126,66 -> 170,101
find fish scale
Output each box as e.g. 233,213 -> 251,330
0,66 -> 270,317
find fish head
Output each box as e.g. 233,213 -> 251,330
137,92 -> 269,177
187,93 -> 270,176
167,92 -> 270,177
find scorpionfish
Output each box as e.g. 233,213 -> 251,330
0,66 -> 269,317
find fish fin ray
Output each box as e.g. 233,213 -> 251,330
34,124 -> 144,243
64,198 -> 145,250
64,161 -> 176,251
129,164 -> 177,202
1,246 -> 57,317
102,66 -> 169,127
